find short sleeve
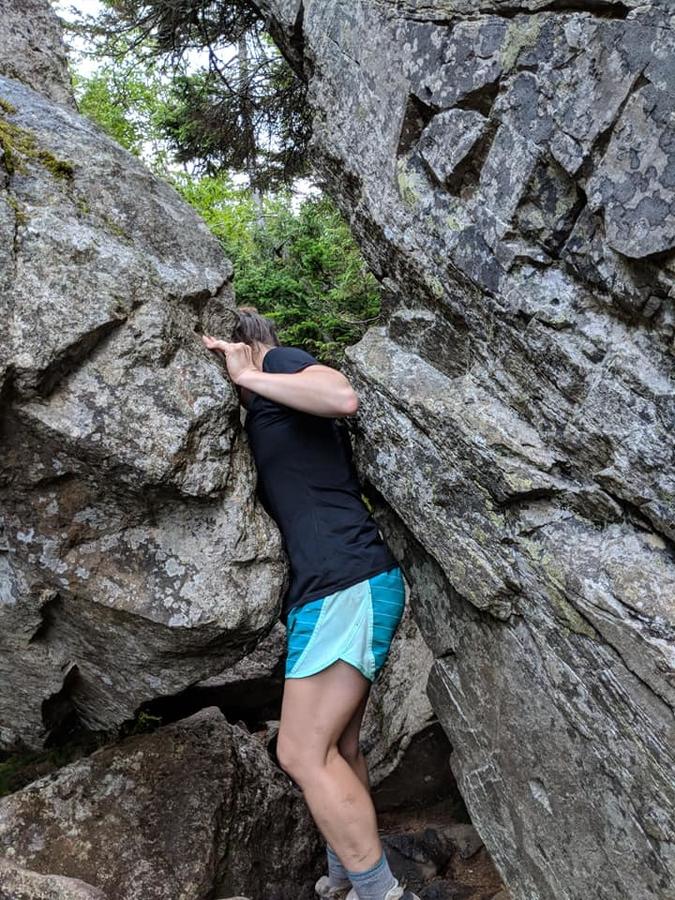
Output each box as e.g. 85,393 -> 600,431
263,346 -> 320,374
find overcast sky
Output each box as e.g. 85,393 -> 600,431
55,0 -> 101,16
54,0 -> 212,76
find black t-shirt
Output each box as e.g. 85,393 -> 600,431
244,345 -> 397,625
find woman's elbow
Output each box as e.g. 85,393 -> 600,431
338,388 -> 359,417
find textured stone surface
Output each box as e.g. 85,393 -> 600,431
0,707 -> 323,900
257,2 -> 675,898
360,587 -> 437,787
0,859 -> 107,900
0,36 -> 285,749
0,0 -> 75,109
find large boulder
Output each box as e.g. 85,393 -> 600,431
0,6 -> 286,751
0,0 -> 75,109
360,592 -> 438,790
0,707 -> 323,900
0,860 -> 107,900
255,2 -> 675,898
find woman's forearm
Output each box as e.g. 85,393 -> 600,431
235,367 -> 359,418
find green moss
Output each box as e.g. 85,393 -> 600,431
528,545 -> 598,639
120,710 -> 163,737
38,150 -> 74,180
0,106 -> 74,181
0,97 -> 17,115
2,191 -> 28,225
75,195 -> 91,216
446,214 -> 463,232
548,590 -> 597,639
101,214 -> 130,240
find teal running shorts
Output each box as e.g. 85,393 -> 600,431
284,565 -> 406,682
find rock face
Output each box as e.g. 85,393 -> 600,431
0,707 -> 323,900
255,2 -> 675,898
0,0 -> 75,109
0,7 -> 285,751
0,859 -> 107,900
360,593 -> 437,789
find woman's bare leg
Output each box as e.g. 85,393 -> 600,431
337,688 -> 371,790
277,659 -> 382,872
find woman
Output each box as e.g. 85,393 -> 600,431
202,307 -> 419,900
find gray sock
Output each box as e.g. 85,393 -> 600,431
345,849 -> 398,900
326,843 -> 350,888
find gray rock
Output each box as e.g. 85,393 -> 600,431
196,620 -> 287,689
0,860 -> 108,899
0,707 -> 323,900
438,823 -> 484,860
361,583 -> 438,788
0,0 -> 75,109
419,109 -> 491,187
257,3 -> 675,898
0,40 -> 285,747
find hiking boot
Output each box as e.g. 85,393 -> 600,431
345,881 -> 421,900
314,874 -> 352,898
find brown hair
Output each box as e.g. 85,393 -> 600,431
232,306 -> 281,348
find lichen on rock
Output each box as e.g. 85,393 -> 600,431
256,1 -> 675,898
0,24 -> 287,753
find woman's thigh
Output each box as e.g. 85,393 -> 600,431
338,687 -> 370,761
277,659 -> 371,773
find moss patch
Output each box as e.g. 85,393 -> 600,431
75,195 -> 91,216
0,104 -> 74,180
101,213 -> 130,241
396,158 -> 425,209
425,274 -> 445,299
2,191 -> 28,225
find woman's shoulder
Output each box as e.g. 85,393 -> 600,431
263,345 -> 320,374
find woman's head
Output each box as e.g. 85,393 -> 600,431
232,306 -> 280,349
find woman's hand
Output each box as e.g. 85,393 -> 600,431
201,334 -> 259,385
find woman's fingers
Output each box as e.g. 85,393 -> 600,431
201,334 -> 222,350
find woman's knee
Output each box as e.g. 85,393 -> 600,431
337,734 -> 361,766
276,731 -> 337,780
276,734 -> 300,778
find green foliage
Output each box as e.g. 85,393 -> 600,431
119,710 -> 163,737
65,1 -> 311,192
171,171 -> 382,364
64,9 -> 382,364
71,42 -> 174,176
153,55 -> 311,190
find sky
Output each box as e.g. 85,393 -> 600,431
54,0 -> 215,78
54,0 -> 104,75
